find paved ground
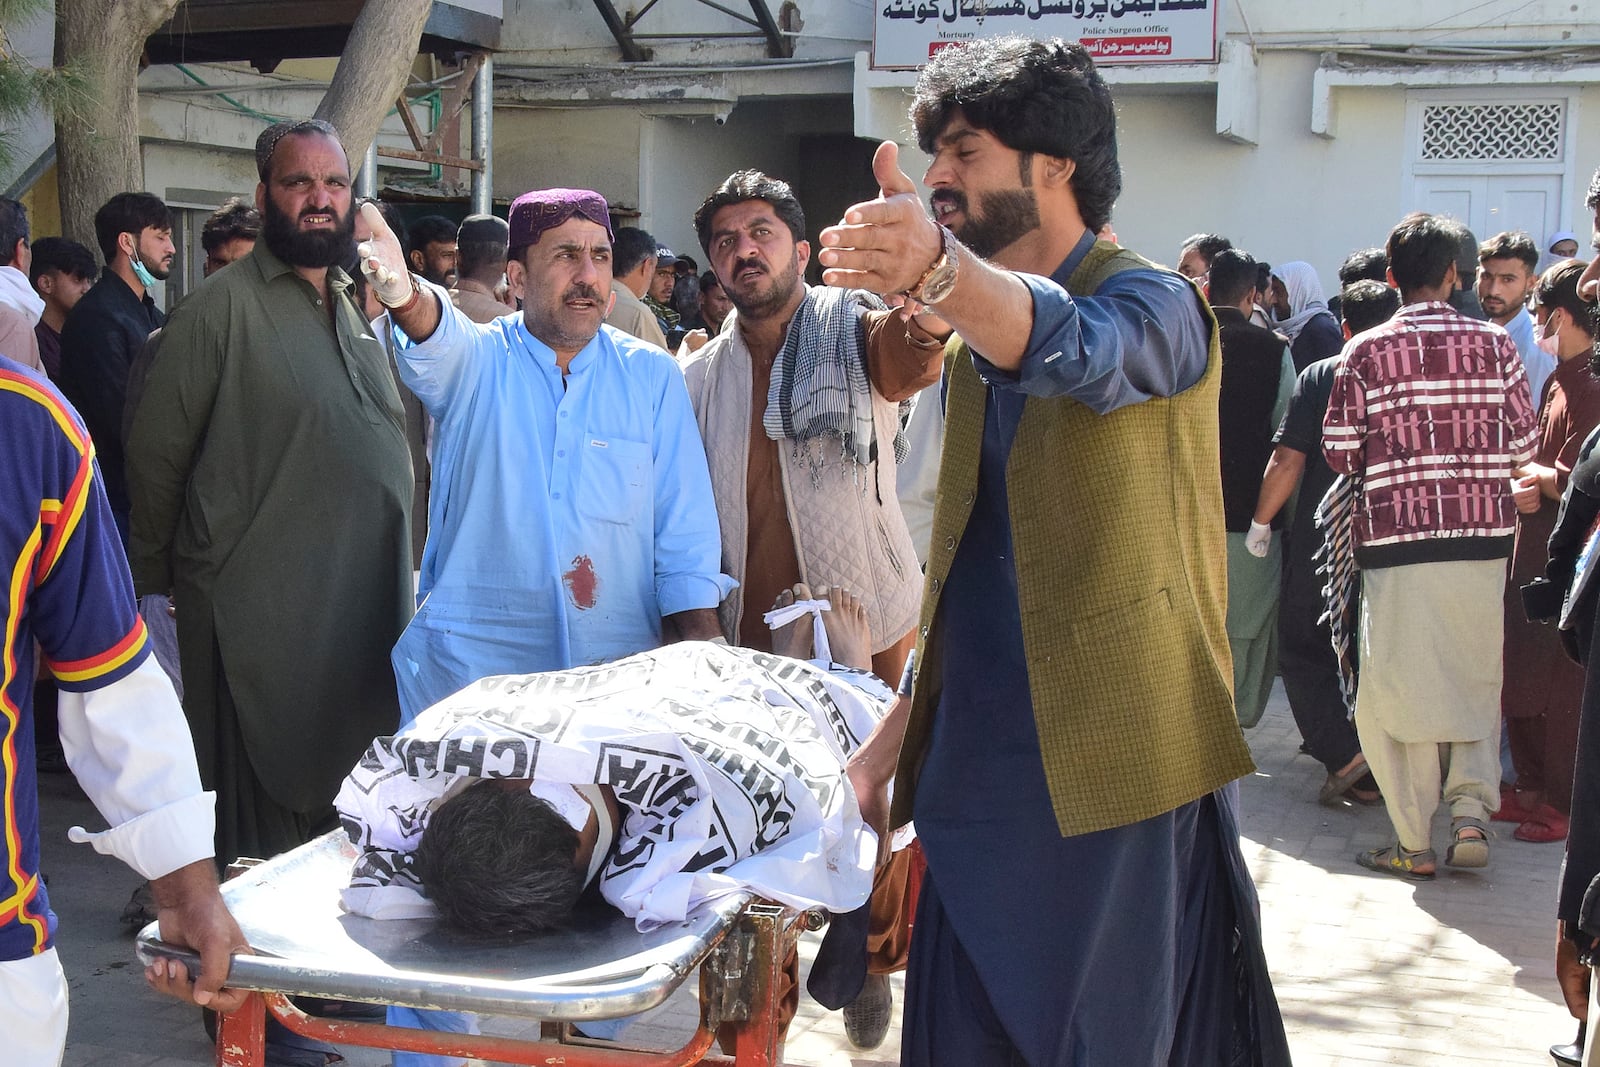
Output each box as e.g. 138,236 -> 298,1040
42,679 -> 1576,1066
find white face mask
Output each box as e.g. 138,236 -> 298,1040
1537,311 -> 1564,359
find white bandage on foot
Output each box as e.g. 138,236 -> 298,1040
762,598 -> 834,665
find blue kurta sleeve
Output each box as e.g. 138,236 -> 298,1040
970,269 -> 1211,413
391,282 -> 492,417
648,359 -> 737,615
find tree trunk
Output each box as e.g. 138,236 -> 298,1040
53,0 -> 181,251
53,0 -> 431,249
316,0 -> 434,167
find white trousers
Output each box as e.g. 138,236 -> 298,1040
1586,966 -> 1599,1067
0,948 -> 68,1066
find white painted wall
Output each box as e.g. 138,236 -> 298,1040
860,46 -> 1600,299
1115,60 -> 1600,293
1237,0 -> 1593,41
641,97 -> 861,259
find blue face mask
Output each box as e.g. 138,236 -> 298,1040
130,257 -> 158,289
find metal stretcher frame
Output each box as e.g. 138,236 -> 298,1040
135,832 -> 812,1067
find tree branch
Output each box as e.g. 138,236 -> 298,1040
314,0 -> 433,166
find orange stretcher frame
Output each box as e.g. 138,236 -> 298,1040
135,832 -> 817,1067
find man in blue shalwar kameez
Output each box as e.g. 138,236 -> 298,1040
354,189 -> 734,1067
818,37 -> 1291,1065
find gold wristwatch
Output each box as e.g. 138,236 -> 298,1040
906,225 -> 959,305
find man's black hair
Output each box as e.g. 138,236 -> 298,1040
909,36 -> 1121,234
415,782 -> 586,940
255,118 -> 343,182
1338,247 -> 1388,286
407,215 -> 458,258
93,192 -> 171,266
456,217 -> 510,280
1477,230 -> 1539,274
1255,262 -> 1273,299
1454,225 -> 1480,286
1339,279 -> 1400,335
1181,233 -> 1232,266
28,237 -> 97,286
1207,248 -> 1257,307
611,226 -> 659,278
1386,213 -> 1463,296
201,197 -> 261,255
1536,260 -> 1597,341
0,198 -> 28,267
698,269 -> 721,293
693,170 -> 806,257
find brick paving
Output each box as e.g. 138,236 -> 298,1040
42,679 -> 1574,1065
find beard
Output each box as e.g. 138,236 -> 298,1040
941,188 -> 1041,259
263,197 -> 356,269
725,255 -> 802,320
139,251 -> 172,281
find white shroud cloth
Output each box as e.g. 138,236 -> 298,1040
336,641 -> 891,929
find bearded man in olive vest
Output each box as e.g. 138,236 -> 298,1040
823,37 -> 1290,1065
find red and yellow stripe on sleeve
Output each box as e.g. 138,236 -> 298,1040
0,370 -> 96,582
43,617 -> 149,685
2,522 -> 49,950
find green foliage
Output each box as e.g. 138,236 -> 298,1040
0,0 -> 87,179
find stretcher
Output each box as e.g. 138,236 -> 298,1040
135,831 -> 817,1067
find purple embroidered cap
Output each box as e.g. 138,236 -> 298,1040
507,188 -> 614,251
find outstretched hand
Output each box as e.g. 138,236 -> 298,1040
356,201 -> 414,308
819,141 -> 944,297
144,859 -> 250,1013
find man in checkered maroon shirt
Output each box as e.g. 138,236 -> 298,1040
1323,211 -> 1538,881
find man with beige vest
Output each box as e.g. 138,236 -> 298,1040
681,168 -> 942,1048
817,36 -> 1289,1064
682,170 -> 940,683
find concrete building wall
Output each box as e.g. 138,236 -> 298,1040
858,41 -> 1600,297
1111,56 -> 1600,288
1110,51 -> 1414,283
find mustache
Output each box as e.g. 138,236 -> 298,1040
930,190 -> 966,213
732,256 -> 766,275
563,283 -> 604,302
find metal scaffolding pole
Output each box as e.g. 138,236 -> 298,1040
471,55 -> 493,214
357,141 -> 378,198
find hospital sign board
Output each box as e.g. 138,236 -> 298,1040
872,0 -> 1218,70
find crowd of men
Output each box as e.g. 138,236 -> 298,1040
1182,187 -> 1600,1061
5,28 -> 1600,1067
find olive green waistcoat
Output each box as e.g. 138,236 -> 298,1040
890,242 -> 1254,838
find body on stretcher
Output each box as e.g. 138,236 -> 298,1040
135,831 -> 818,1067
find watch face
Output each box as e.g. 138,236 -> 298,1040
919,260 -> 958,304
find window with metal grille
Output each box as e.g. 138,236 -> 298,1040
1419,102 -> 1565,162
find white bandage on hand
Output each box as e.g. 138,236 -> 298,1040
355,201 -> 415,308
1245,520 -> 1272,558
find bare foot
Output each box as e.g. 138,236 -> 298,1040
769,583 -> 815,660
817,585 -> 873,671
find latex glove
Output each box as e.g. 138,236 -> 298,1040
355,201 -> 414,308
1245,520 -> 1272,558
